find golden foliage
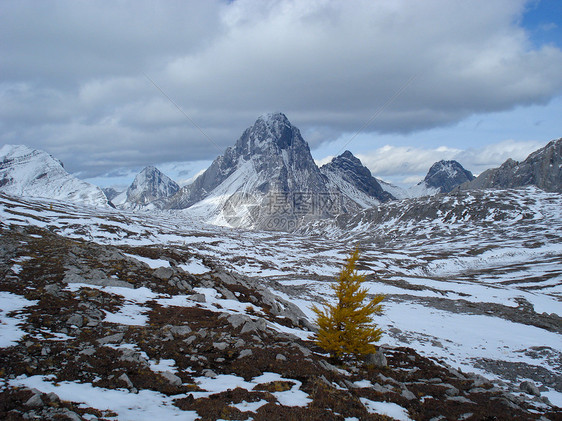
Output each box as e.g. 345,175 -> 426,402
312,249 -> 384,359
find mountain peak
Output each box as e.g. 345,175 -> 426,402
257,112 -> 289,124
321,150 -> 394,204
243,112 -> 297,151
123,166 -> 179,208
0,144 -> 108,207
422,160 -> 474,193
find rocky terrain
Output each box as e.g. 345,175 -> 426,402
1,191 -> 560,420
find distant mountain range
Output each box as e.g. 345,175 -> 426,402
1,114 -> 560,231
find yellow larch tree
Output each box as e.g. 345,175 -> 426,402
312,249 -> 384,359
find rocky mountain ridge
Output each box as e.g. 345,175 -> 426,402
320,150 -> 395,207
461,138 -> 562,192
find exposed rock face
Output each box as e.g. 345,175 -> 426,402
165,113 -> 338,230
321,151 -> 394,208
420,160 -> 474,194
462,138 -> 562,192
0,144 -> 109,207
102,187 -> 122,201
164,113 -> 403,230
168,113 -> 327,207
122,166 -> 179,208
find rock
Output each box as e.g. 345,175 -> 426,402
520,380 -> 540,396
276,353 -> 287,361
46,392 -> 60,403
365,349 -> 387,367
118,373 -> 134,389
66,314 -> 83,327
445,385 -> 459,396
203,369 -> 217,378
401,388 -> 416,400
372,383 -> 392,394
213,342 -> 228,350
178,280 -> 192,291
446,396 -> 475,404
168,325 -> 192,337
79,347 -> 96,356
24,393 -> 44,407
62,410 -> 82,421
238,349 -> 253,359
160,371 -> 182,386
154,266 -> 174,281
97,332 -> 124,345
44,283 -> 62,296
240,318 -> 267,334
119,349 -> 149,366
184,335 -> 197,345
190,293 -> 206,303
227,314 -> 251,328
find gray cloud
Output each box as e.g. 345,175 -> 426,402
1,0 -> 561,177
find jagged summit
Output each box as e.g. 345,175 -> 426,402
162,114 -> 408,229
0,144 -> 109,207
462,138 -> 562,192
114,166 -> 179,209
321,150 -> 394,206
422,160 -> 475,193
166,113 -> 330,229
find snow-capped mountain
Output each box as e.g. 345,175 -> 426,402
376,160 -> 474,199
166,113 -> 345,229
320,150 -> 394,209
112,166 -> 179,209
462,138 -> 562,192
0,144 -> 109,207
417,160 -> 474,194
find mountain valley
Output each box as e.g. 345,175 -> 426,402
0,114 -> 561,420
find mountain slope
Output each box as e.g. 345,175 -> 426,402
114,166 -> 179,209
0,144 -> 109,207
320,151 -> 394,208
462,138 -> 561,192
166,113 -> 336,230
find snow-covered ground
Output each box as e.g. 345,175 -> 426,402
1,188 -> 561,409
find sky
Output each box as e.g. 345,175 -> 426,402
1,0 -> 561,188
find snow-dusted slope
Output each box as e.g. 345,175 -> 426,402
320,151 -> 394,210
114,166 -> 179,209
0,145 -> 109,207
167,113 -> 337,230
1,187 -> 561,409
168,114 -> 404,230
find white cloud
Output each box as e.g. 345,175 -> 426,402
356,139 -> 544,183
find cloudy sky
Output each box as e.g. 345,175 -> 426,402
2,0 -> 561,187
